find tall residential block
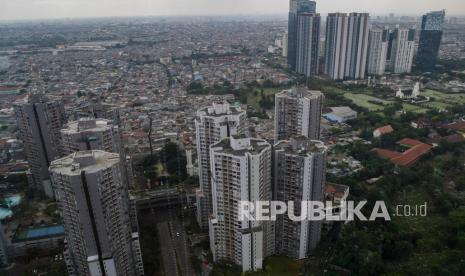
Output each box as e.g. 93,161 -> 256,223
14,93 -> 66,197
296,12 -> 321,76
274,137 -> 327,259
209,136 -> 274,272
416,10 -> 445,71
288,0 -> 316,70
49,151 -> 144,276
325,13 -> 349,80
325,13 -> 370,80
61,118 -> 121,155
274,87 -> 324,142
389,28 -> 416,74
195,103 -> 248,229
367,28 -> 389,75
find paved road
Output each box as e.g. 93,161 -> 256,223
170,218 -> 194,276
151,208 -> 195,276
158,221 -> 179,276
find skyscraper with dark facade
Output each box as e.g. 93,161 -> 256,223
416,10 -> 445,72
287,0 -> 317,71
14,93 -> 67,197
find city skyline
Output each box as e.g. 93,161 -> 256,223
1,0 -> 464,21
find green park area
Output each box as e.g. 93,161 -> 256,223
343,93 -> 393,111
338,88 -> 465,114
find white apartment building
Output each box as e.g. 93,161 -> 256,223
275,87 -> 324,142
209,136 -> 274,272
274,137 -> 327,259
195,102 -> 248,229
367,28 -> 389,75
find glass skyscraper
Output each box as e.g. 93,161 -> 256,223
416,10 -> 446,72
287,0 -> 317,70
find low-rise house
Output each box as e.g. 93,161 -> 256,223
374,138 -> 432,167
373,125 -> 394,138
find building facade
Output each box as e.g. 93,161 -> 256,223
49,151 -> 144,276
367,28 -> 389,75
296,12 -> 321,76
14,93 -> 66,197
325,13 -> 349,80
288,0 -> 317,70
195,103 -> 248,229
274,137 -> 327,259
0,222 -> 8,268
344,13 -> 370,79
325,13 -> 369,80
208,136 -> 274,272
275,87 -> 324,142
416,10 -> 445,71
389,28 -> 416,74
282,32 -> 289,57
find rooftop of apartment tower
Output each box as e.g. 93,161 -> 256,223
197,102 -> 244,117
61,118 -> 114,134
211,135 -> 270,156
274,136 -> 327,155
49,150 -> 120,175
276,87 -> 323,99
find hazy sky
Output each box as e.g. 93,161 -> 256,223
0,0 -> 463,21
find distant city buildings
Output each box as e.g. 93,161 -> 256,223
14,93 -> 66,197
325,13 -> 370,80
287,0 -> 317,71
367,28 -> 389,75
49,151 -> 144,276
195,102 -> 248,229
274,87 -> 324,142
274,137 -> 327,259
389,27 -> 416,74
416,10 -> 446,71
208,136 -> 274,272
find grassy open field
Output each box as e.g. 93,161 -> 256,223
402,103 -> 429,114
344,93 -> 394,111
250,255 -> 305,276
422,89 -> 465,105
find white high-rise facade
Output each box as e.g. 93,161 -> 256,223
275,87 -> 324,142
274,137 -> 327,259
389,28 -> 416,74
14,93 -> 66,197
61,118 -> 121,155
367,28 -> 389,75
282,32 -> 289,57
325,13 -> 349,80
296,13 -> 321,76
195,103 -> 248,229
209,136 -> 274,272
49,151 -> 144,276
325,13 -> 369,80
